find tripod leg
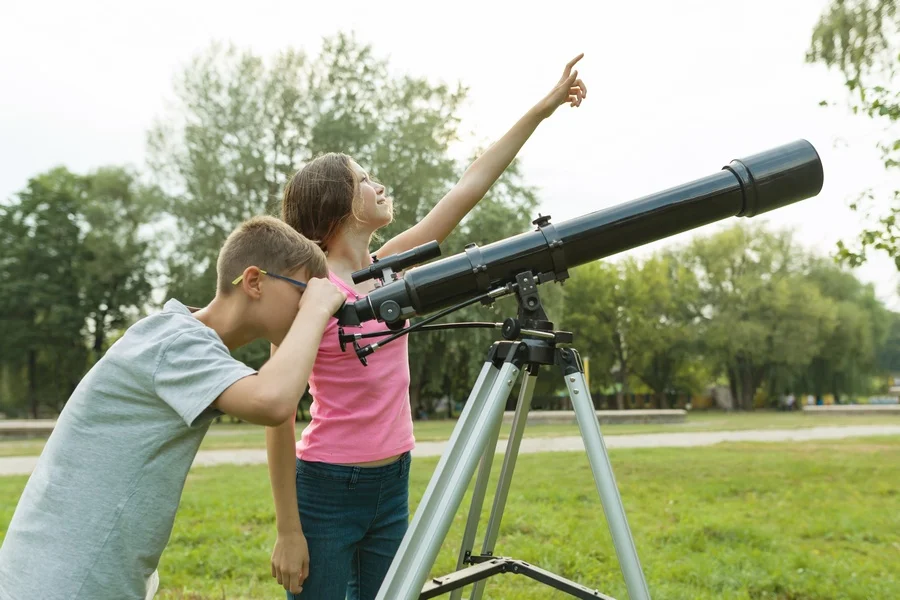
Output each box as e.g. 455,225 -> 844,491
561,349 -> 652,600
468,363 -> 539,600
376,351 -> 523,600
448,395 -> 506,600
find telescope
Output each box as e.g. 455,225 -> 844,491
363,139 -> 824,600
338,139 -> 823,332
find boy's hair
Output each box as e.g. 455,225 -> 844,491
216,216 -> 328,294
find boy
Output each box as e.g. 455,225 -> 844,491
0,216 -> 345,600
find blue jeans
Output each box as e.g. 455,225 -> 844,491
287,452 -> 411,600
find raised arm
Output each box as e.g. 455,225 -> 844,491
376,53 -> 587,258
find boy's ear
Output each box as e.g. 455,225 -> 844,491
236,266 -> 264,299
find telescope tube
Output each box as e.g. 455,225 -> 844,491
337,139 -> 823,326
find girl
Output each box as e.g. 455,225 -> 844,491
266,54 -> 588,599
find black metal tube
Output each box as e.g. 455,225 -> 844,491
352,240 -> 442,284
337,139 -> 823,326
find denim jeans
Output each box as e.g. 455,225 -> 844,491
287,452 -> 411,600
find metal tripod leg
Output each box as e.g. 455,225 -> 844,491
375,348 -> 523,600
467,364 -> 539,600
562,350 -> 652,600
447,395 -> 506,600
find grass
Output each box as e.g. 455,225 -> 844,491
2,411 -> 899,458
1,437 -> 898,599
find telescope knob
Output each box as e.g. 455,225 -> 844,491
532,213 -> 552,228
501,318 -> 521,340
379,300 -> 402,323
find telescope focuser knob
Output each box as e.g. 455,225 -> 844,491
379,300 -> 402,323
501,318 -> 521,340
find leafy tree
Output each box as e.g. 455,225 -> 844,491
79,167 -> 162,357
0,167 -> 159,416
877,310 -> 900,373
808,0 -> 900,269
686,224 -> 837,410
800,259 -> 890,398
147,33 -> 465,312
627,253 -> 703,406
562,261 -> 629,408
146,33 -> 540,415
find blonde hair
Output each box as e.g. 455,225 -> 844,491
216,215 -> 327,294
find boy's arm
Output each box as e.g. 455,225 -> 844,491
265,394 -> 308,595
212,278 -> 344,426
376,53 -> 587,258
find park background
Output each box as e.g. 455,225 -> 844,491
1,0 -> 900,598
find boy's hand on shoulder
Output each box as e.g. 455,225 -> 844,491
534,53 -> 588,119
271,530 -> 310,594
299,277 -> 346,317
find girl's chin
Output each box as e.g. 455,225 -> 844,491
356,214 -> 393,233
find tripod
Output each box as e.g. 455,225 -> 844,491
373,272 -> 652,600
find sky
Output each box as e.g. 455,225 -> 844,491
1,0 -> 898,308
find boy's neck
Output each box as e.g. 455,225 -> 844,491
192,296 -> 259,351
326,227 -> 375,273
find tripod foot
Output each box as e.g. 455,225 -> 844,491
421,556 -> 617,600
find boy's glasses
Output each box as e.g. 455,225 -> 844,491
232,270 -> 307,290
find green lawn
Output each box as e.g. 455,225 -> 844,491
2,411 -> 899,458
1,437 -> 898,599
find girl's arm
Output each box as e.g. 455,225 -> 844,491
265,345 -> 309,596
376,53 -> 587,258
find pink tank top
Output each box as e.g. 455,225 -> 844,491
296,271 -> 415,463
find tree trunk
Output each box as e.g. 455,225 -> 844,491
740,374 -> 756,411
728,357 -> 759,411
612,331 -> 628,410
93,310 -> 107,358
297,396 -> 307,422
28,349 -> 38,419
727,366 -> 739,411
409,381 -> 424,420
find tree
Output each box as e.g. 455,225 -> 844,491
0,167 -> 159,416
686,224 -> 837,410
562,261 -> 629,408
877,310 -> 900,373
0,168 -> 90,416
147,34 -> 465,311
626,253 -> 704,407
563,252 -> 705,410
79,167 -> 162,359
798,259 -> 888,399
146,33 -> 541,415
808,0 -> 900,269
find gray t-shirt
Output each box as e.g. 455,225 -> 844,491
0,299 -> 257,600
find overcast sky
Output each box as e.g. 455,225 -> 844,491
2,0 -> 897,307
